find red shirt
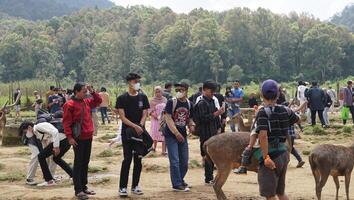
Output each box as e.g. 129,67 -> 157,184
63,92 -> 102,140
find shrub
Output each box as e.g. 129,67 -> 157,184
0,171 -> 25,182
342,125 -> 352,134
88,165 -> 108,173
302,150 -> 311,155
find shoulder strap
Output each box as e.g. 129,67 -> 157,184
172,98 -> 178,113
79,102 -> 85,124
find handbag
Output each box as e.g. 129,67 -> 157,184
72,102 -> 85,139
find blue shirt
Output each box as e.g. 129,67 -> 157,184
231,88 -> 244,107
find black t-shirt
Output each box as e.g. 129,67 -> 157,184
164,99 -> 192,137
115,92 -> 150,134
14,91 -> 21,105
256,105 -> 298,142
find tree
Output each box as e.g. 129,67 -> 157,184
228,65 -> 244,82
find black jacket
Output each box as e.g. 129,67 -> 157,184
307,87 -> 326,110
325,93 -> 333,108
194,96 -> 219,142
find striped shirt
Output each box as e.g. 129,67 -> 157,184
256,105 -> 299,143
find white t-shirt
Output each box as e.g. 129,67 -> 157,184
297,85 -> 307,102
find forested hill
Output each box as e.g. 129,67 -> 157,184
0,6 -> 353,85
331,3 -> 354,32
0,0 -> 114,20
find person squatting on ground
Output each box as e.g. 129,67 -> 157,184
115,73 -> 150,197
194,80 -> 225,185
164,82 -> 195,192
63,83 -> 102,200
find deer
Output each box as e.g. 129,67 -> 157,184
199,112 -> 255,200
0,100 -> 20,137
309,143 -> 354,200
204,108 -> 297,200
203,132 -> 259,200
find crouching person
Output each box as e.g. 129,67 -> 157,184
164,82 -> 195,192
36,122 -> 73,186
19,121 -> 56,186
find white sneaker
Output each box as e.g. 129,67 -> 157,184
131,186 -> 144,195
37,180 -> 56,187
119,188 -> 128,197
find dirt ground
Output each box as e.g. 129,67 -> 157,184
1,116 -> 354,200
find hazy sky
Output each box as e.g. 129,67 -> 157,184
112,0 -> 353,20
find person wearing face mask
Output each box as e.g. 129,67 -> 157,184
63,82 -> 102,200
115,73 -> 150,197
164,82 -> 195,192
194,80 -> 225,185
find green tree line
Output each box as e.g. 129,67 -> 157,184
0,6 -> 353,85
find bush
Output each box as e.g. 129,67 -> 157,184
302,150 -> 311,155
342,125 -> 352,134
0,163 -> 4,170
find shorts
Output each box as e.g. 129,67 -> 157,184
258,152 -> 289,198
15,105 -> 21,112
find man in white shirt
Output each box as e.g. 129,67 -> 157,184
19,121 -> 73,187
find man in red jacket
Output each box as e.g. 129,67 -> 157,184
63,82 -> 102,200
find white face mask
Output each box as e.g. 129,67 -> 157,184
176,91 -> 185,99
132,83 -> 141,91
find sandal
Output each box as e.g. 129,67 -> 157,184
84,189 -> 96,195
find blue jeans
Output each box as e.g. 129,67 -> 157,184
227,108 -> 240,132
165,134 -> 189,188
99,107 -> 109,124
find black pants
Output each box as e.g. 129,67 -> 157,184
38,138 -> 73,182
310,109 -> 325,126
200,140 -> 214,183
290,137 -> 303,162
119,133 -> 142,189
73,139 -> 92,194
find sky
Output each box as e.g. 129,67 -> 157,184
112,0 -> 353,20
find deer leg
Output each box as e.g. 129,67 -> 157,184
316,170 -> 330,200
213,164 -> 232,200
311,168 -> 321,199
333,176 -> 340,200
345,172 -> 351,200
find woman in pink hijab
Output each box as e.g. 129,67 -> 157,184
149,86 -> 167,155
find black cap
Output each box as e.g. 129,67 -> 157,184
125,73 -> 141,81
174,82 -> 189,90
203,80 -> 217,91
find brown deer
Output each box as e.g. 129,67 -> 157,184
309,144 -> 354,200
0,100 -> 19,137
234,113 -> 252,132
203,132 -> 259,200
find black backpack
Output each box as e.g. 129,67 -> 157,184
36,111 -> 64,133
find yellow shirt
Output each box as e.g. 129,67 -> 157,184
99,92 -> 110,107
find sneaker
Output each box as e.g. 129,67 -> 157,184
26,179 -> 37,185
233,167 -> 248,174
205,180 -> 214,186
182,182 -> 191,188
37,180 -> 56,187
131,186 -> 144,195
296,161 -> 305,168
119,188 -> 128,197
173,186 -> 190,192
75,192 -> 89,200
